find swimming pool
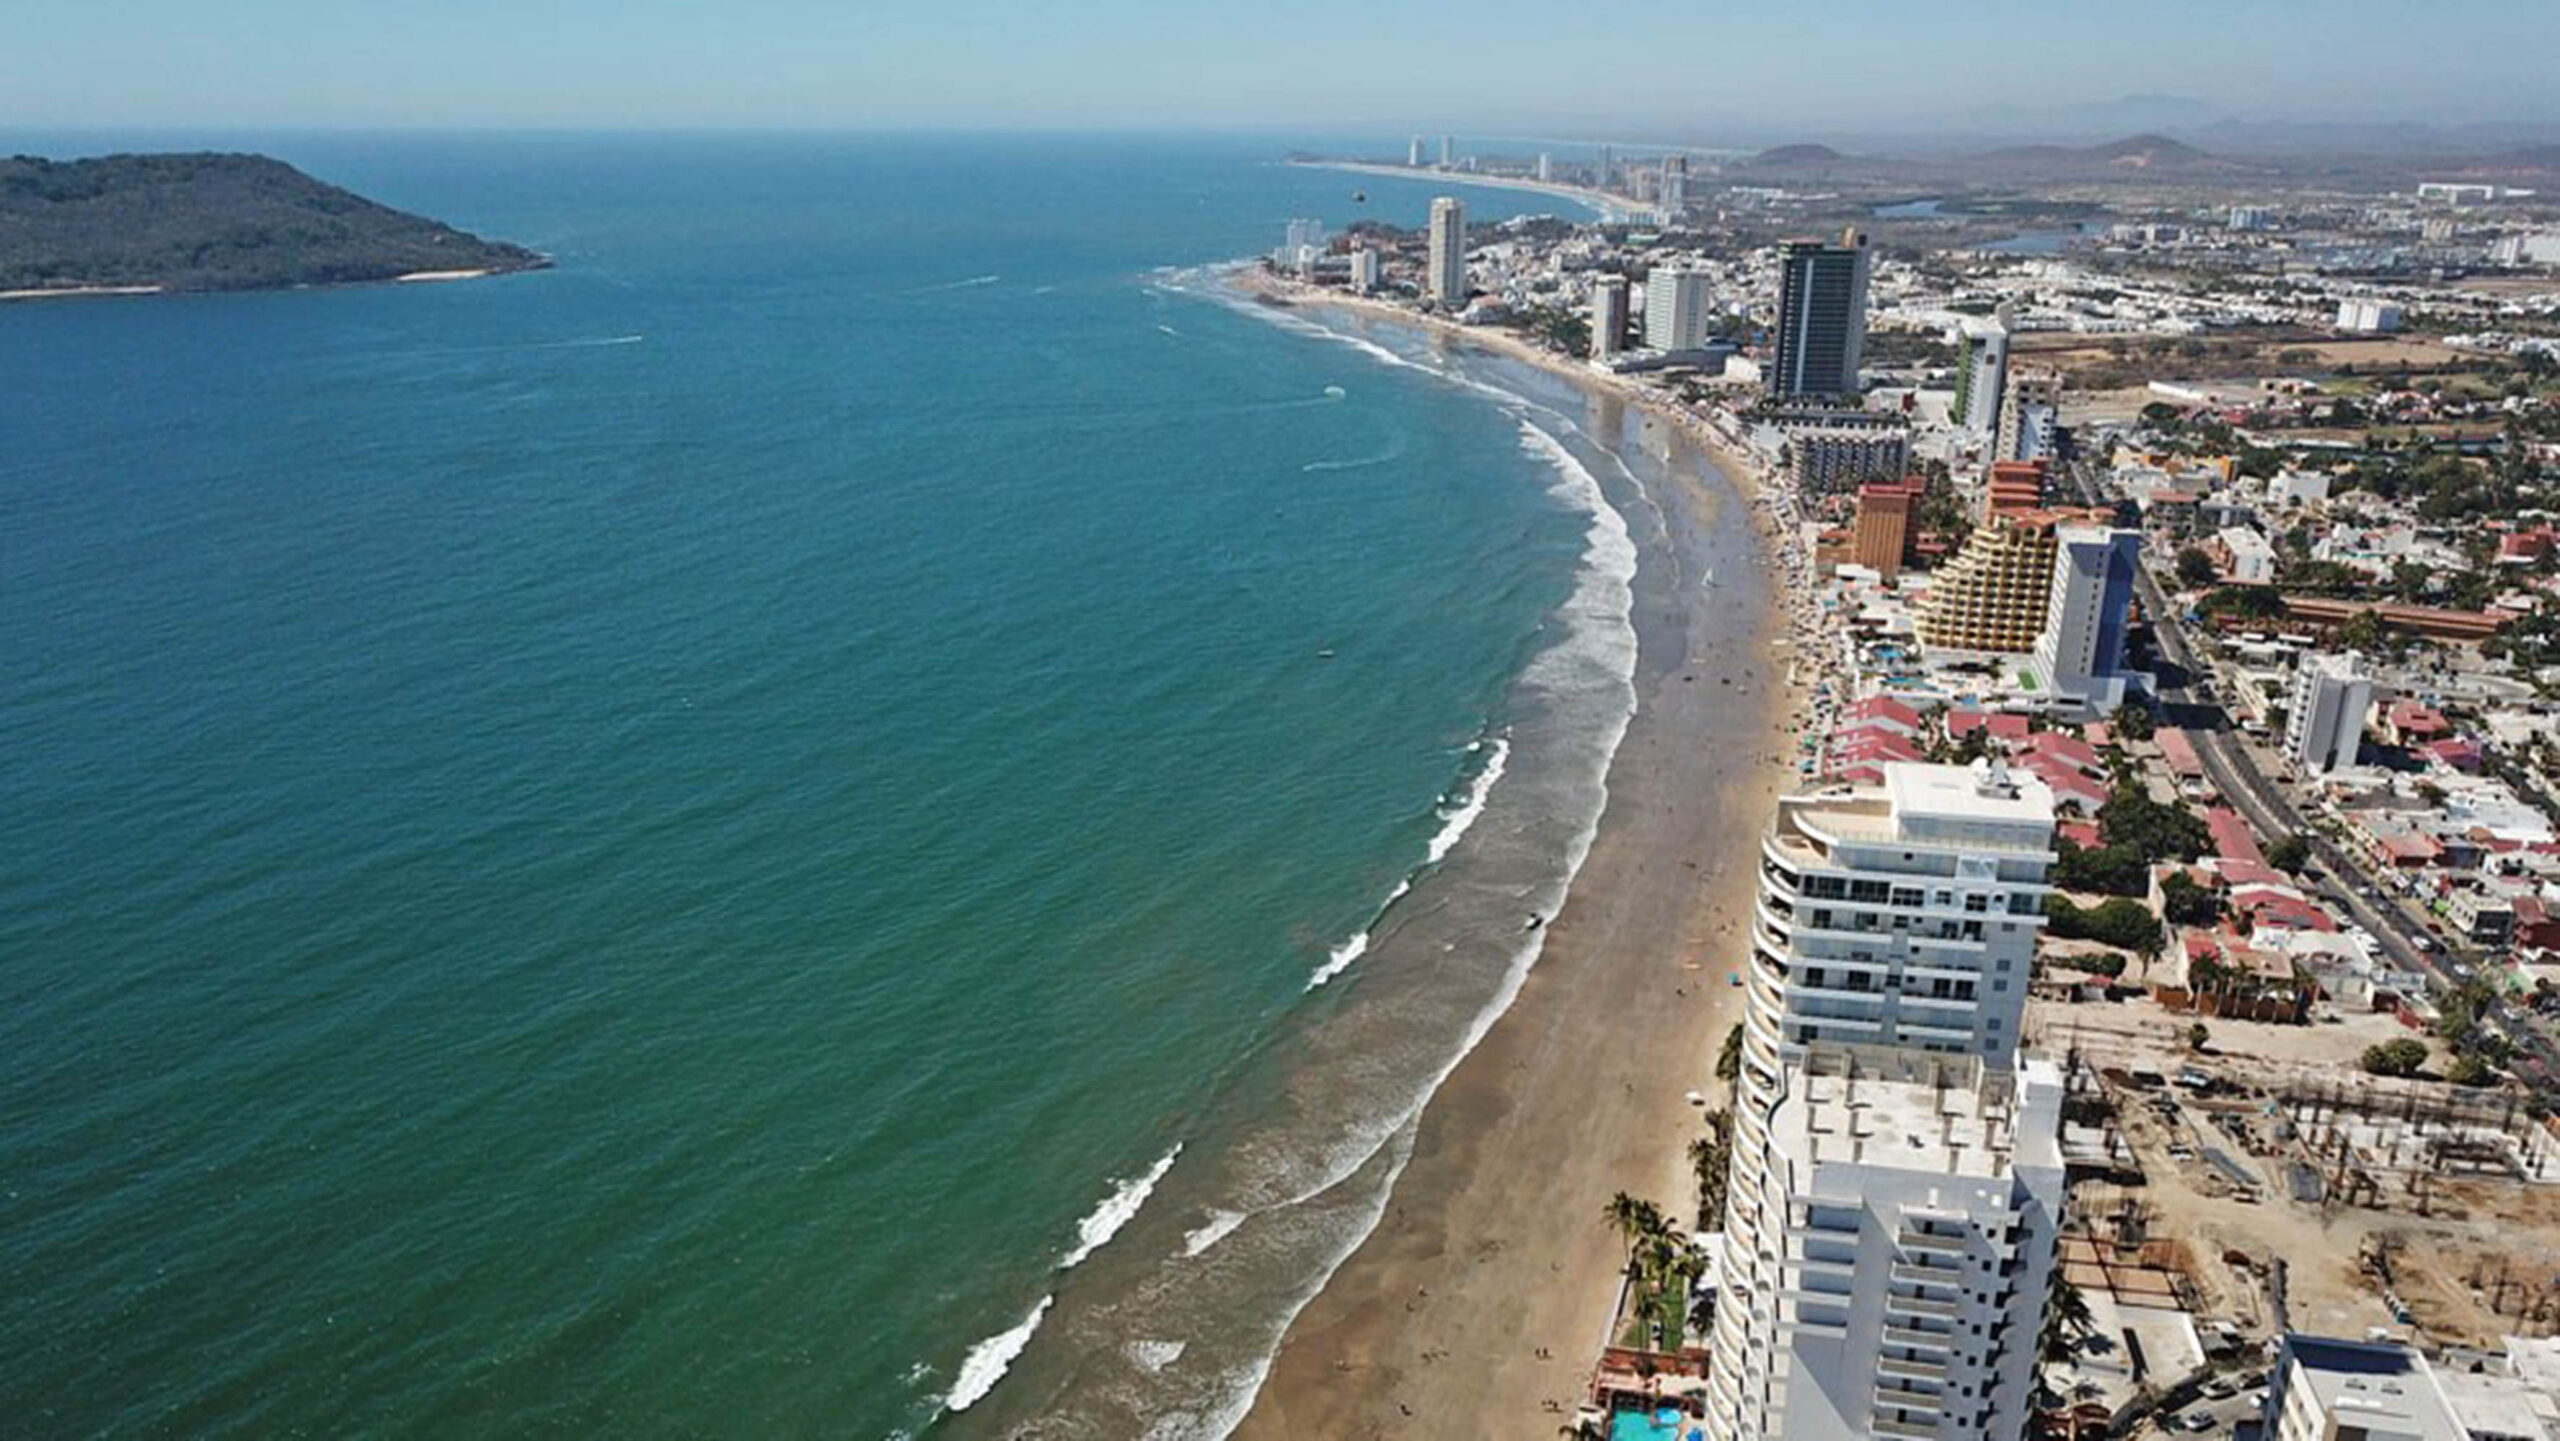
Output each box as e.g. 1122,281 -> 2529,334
1610,1409 -> 1703,1441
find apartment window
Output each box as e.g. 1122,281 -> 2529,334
1805,967 -> 1826,987
1849,880 -> 1890,903
1891,887 -> 1925,908
1964,894 -> 1989,913
1992,978 -> 2009,992
1934,891 -> 1953,907
1847,971 -> 1872,991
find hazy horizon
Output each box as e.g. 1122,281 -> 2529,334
11,0 -> 2560,141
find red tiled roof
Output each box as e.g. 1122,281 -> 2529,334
2027,732 -> 2106,777
1987,713 -> 2032,743
2157,728 -> 2205,778
1842,696 -> 1924,732
2206,808 -> 2264,865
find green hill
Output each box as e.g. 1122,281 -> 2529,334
0,151 -> 548,294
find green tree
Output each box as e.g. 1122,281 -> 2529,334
2161,872 -> 2223,927
1715,1023 -> 1742,1083
2188,1021 -> 2212,1052
2174,547 -> 2218,588
2361,1038 -> 2429,1077
2265,834 -> 2310,873
2111,702 -> 2157,743
2040,1269 -> 2097,1368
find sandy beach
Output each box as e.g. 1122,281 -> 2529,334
1229,274 -> 1813,1437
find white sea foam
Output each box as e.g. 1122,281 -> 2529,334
1127,1339 -> 1187,1372
1157,323 -> 1181,336
1060,1145 -> 1183,1269
917,274 -> 1001,293
942,1295 -> 1051,1413
1182,1209 -> 1248,1257
1322,384 -> 1346,398
1424,736 -> 1509,866
1302,931 -> 1368,992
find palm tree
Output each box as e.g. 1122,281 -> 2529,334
1604,1192 -> 1664,1274
2040,1269 -> 2097,1370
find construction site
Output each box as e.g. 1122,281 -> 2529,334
2034,999 -> 2560,1369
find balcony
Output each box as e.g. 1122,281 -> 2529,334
1889,1264 -> 1964,1288
1884,1292 -> 1960,1320
1878,1354 -> 1949,1381
1896,1227 -> 1969,1256
1882,1325 -> 1954,1351
1873,1385 -> 1944,1413
1871,1416 -> 1937,1440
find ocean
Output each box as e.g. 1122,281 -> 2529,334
0,133 -> 1659,1437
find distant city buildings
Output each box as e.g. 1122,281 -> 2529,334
2229,205 -> 2274,231
2287,652 -> 2372,774
1347,246 -> 1381,296
1660,154 -> 1689,213
1643,265 -> 1713,352
1276,218 -> 1325,276
1407,135 -> 1426,168
2337,297 -> 2406,333
1438,134 -> 1454,168
1426,196 -> 1467,309
1590,274 -> 1630,363
1536,152 -> 1553,183
1951,304 -> 2013,436
1771,230 -> 1872,399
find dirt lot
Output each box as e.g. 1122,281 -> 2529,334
2033,995 -> 2560,1352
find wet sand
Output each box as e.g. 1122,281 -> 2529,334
1231,282 -> 1800,1438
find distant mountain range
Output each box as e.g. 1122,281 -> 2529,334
0,152 -> 547,295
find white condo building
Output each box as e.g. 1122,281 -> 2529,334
1426,196 -> 1467,309
1712,761 -> 2061,1441
1645,266 -> 1714,352
1592,274 -> 1631,362
1951,308 -> 2012,436
1407,135 -> 1427,167
2031,524 -> 2143,715
2287,652 -> 2372,774
1347,247 -> 1382,295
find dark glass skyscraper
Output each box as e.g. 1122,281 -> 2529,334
1769,229 -> 1871,399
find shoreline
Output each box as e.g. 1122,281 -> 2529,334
1286,158 -> 1644,224
0,261 -> 548,304
1227,272 -> 1828,1436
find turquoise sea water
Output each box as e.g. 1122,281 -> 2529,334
0,134 -> 1654,1437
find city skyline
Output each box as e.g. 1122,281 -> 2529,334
9,0 -> 2560,132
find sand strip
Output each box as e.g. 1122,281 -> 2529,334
1229,276 -> 1808,1437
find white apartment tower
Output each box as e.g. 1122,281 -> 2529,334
1995,370 -> 2061,464
1591,274 -> 1631,362
1426,196 -> 1467,309
1645,266 -> 1714,352
1407,135 -> 1427,168
1438,134 -> 1454,167
1347,247 -> 1382,296
1537,152 -> 1554,183
2031,524 -> 2142,715
2287,652 -> 2372,774
1951,305 -> 2013,436
1712,761 -> 2062,1441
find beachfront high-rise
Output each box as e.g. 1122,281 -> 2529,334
1710,761 -> 2062,1441
1348,246 -> 1383,296
1951,306 -> 2013,436
1408,135 -> 1427,167
1591,274 -> 1631,363
1770,231 -> 1872,399
1427,197 -> 1467,310
1439,135 -> 1454,167
1913,511 -> 2068,658
1644,266 -> 1712,352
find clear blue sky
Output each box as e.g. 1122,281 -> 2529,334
7,0 -> 2555,134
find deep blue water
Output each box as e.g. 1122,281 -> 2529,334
0,134 -> 1628,1436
